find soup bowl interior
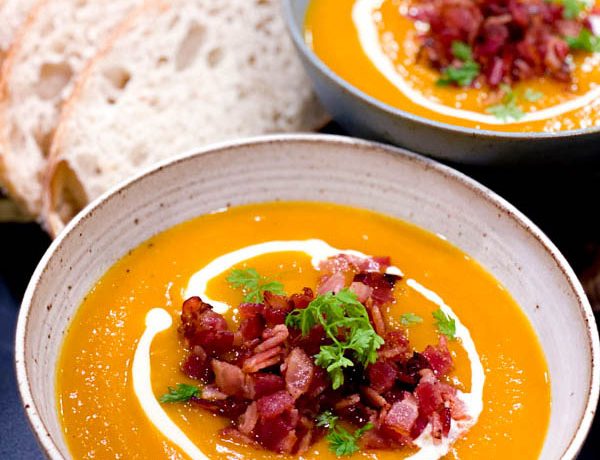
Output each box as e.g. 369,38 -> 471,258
16,134 -> 599,459
282,0 -> 600,164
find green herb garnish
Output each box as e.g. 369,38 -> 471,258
159,383 -> 201,403
432,308 -> 456,340
399,312 -> 423,326
317,411 -> 373,456
523,88 -> 544,102
227,268 -> 285,303
566,28 -> 600,52
437,41 -> 480,87
486,84 -> 525,121
562,0 -> 588,19
285,288 -> 384,389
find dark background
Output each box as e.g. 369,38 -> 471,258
1,144 -> 599,458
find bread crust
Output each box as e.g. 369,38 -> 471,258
43,0 -> 166,237
0,0 -> 48,220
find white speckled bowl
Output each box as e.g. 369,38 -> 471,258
16,135 -> 599,458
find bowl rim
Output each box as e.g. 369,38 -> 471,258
281,0 -> 600,140
15,133 -> 600,459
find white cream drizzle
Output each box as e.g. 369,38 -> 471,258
133,240 -> 485,460
406,279 -> 485,459
353,0 -> 600,124
132,308 -> 208,460
184,239 -> 402,313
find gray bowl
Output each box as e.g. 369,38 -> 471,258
282,0 -> 600,164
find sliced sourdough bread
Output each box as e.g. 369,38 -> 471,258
44,0 -> 327,236
0,0 -> 37,61
0,0 -> 143,219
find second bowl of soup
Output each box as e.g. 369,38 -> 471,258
283,0 -> 600,163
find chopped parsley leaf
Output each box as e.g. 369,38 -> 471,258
562,0 -> 588,19
227,268 -> 285,303
286,288 -> 384,389
524,88 -> 544,102
432,308 -> 456,340
486,85 -> 525,122
317,410 -> 373,456
159,383 -> 201,403
437,41 -> 480,87
566,28 -> 600,53
399,312 -> 423,326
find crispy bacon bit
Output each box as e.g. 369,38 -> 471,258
379,331 -> 410,360
238,402 -> 259,435
254,411 -> 298,453
319,253 -> 390,275
384,393 -> 420,435
367,300 -> 387,337
368,360 -> 398,393
201,384 -> 228,401
335,393 -> 361,410
174,253 -> 467,456
284,348 -> 314,400
243,346 -> 283,373
354,272 -> 400,306
181,346 -> 213,382
252,373 -> 286,399
212,360 -> 246,397
289,288 -> 314,309
180,297 -> 234,354
422,336 -> 453,377
257,390 -> 296,419
317,272 -> 346,295
411,0 -> 595,85
254,325 -> 289,353
362,386 -> 389,408
349,281 -> 373,303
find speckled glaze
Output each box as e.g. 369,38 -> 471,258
282,0 -> 600,164
15,135 -> 599,459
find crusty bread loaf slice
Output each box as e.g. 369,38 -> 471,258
0,0 -> 143,220
0,0 -> 37,61
44,0 -> 327,236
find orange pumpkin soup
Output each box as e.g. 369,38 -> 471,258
305,0 -> 600,132
56,202 -> 550,459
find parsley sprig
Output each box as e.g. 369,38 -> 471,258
432,308 -> 456,340
566,28 -> 600,53
523,88 -> 543,102
285,288 -> 384,389
555,0 -> 588,19
316,411 -> 373,456
400,312 -> 423,326
227,268 -> 285,303
159,383 -> 201,403
486,84 -> 525,121
437,41 -> 480,87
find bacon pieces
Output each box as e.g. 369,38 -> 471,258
173,257 -> 467,456
411,0 -> 596,86
284,348 -> 314,400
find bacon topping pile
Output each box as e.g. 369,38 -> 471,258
173,254 -> 468,455
411,0 -> 600,86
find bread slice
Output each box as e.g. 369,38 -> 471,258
44,0 -> 327,236
0,0 -> 37,61
0,0 -> 143,220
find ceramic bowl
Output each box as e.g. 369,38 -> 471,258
282,0 -> 600,164
16,134 -> 599,458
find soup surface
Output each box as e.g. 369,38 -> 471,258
306,0 -> 600,132
57,202 -> 550,459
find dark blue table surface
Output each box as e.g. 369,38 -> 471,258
1,158 -> 599,458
